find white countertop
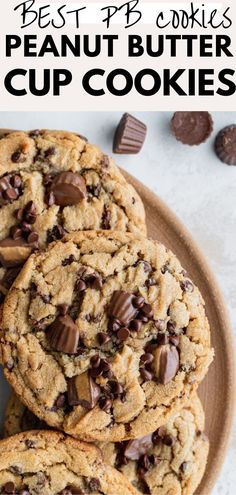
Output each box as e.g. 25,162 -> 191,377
0,111 -> 235,494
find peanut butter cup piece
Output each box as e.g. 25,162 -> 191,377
67,372 -> 100,409
171,112 -> 213,145
215,124 -> 236,165
152,344 -> 179,384
46,315 -> 80,354
113,113 -> 147,154
0,238 -> 31,268
50,172 -> 87,206
108,291 -> 137,325
124,434 -> 153,461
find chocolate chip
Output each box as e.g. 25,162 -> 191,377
140,353 -> 154,365
113,113 -> 147,154
97,332 -> 110,345
29,129 -> 41,137
181,279 -> 194,293
152,344 -> 179,384
67,372 -> 100,409
46,315 -> 80,354
167,320 -> 176,334
124,434 -> 153,460
154,319 -> 165,332
129,319 -> 142,332
117,327 -> 130,341
2,482 -> 16,494
54,393 -> 66,409
23,201 -> 37,224
75,279 -> 87,293
10,465 -> 22,475
47,225 -> 67,242
3,188 -> 19,201
99,397 -> 112,413
10,175 -> 21,188
108,291 -> 137,326
21,222 -> 32,234
87,183 -> 101,198
44,146 -> 56,158
11,149 -> 26,163
102,206 -> 111,229
27,231 -> 39,244
109,380 -> 124,398
143,261 -> 152,272
180,461 -> 188,472
156,334 -> 169,345
86,273 -> 103,290
4,357 -> 14,371
133,296 -> 145,308
90,354 -> 101,368
108,318 -> 121,333
50,172 -> 87,206
10,226 -> 23,241
141,303 -> 153,318
15,208 -> 24,221
162,434 -> 176,447
88,478 -> 100,492
62,255 -> 75,266
145,277 -> 156,287
137,454 -> 152,476
140,368 -> 154,381
100,154 -> 109,168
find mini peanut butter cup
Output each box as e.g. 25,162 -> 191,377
171,111 -> 213,146
113,113 -> 147,154
214,124 -> 236,165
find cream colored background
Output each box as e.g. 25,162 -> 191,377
0,110 -> 235,494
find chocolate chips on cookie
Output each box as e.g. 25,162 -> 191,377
1,231 -> 213,442
0,129 -> 146,294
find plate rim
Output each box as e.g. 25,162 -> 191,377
123,168 -> 236,494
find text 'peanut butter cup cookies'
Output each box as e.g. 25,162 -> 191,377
0,129 -> 146,299
1,231 -> 213,442
0,430 -> 137,495
4,393 -> 209,495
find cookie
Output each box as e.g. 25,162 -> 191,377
1,231 -> 213,442
4,393 -> 49,437
0,430 -> 137,495
4,393 -> 209,495
101,394 -> 209,495
214,124 -> 236,165
0,129 -> 146,300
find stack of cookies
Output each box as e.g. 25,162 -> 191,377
0,130 -> 214,495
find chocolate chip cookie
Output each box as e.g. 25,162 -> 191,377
101,393 -> 209,495
0,430 -> 137,495
1,231 -> 213,442
0,129 -> 146,301
4,393 -> 208,495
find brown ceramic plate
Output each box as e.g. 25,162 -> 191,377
123,170 -> 235,495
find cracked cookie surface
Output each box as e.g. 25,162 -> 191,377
1,231 -> 213,442
4,393 -> 208,495
0,430 -> 137,495
101,393 -> 209,495
0,129 -> 146,300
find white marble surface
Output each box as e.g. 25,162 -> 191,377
0,111 -> 235,494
